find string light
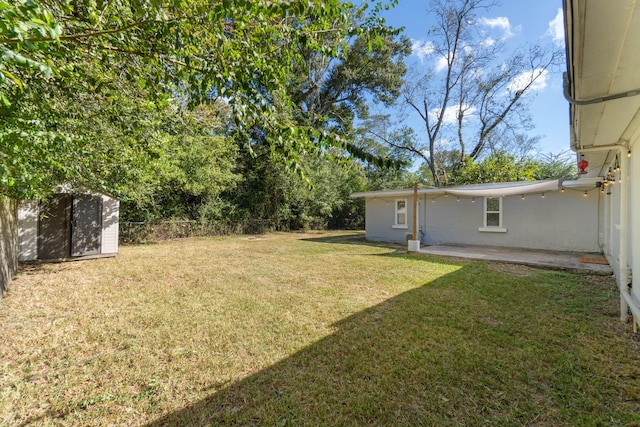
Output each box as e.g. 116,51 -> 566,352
541,193 -> 545,199
471,198 -> 476,203
444,192 -> 448,198
560,187 -> 565,193
456,196 -> 460,202
628,150 -> 632,158
521,195 -> 525,200
583,191 -> 588,197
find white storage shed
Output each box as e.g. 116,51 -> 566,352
18,192 -> 119,261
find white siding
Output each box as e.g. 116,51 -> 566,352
101,196 -> 119,254
17,201 -> 38,261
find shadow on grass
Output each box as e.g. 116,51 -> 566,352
302,232 -> 386,246
145,264 -> 634,426
303,233 -> 471,269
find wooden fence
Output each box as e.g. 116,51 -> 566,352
0,197 -> 18,297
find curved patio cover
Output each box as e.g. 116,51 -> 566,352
442,180 -> 561,197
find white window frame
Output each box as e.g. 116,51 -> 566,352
393,198 -> 408,229
479,196 -> 507,233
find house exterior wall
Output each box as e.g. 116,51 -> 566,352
605,174 -> 622,273
101,195 -> 119,254
364,197 -> 421,244
365,189 -> 600,252
629,144 -> 639,303
18,201 -> 38,261
0,197 -> 18,296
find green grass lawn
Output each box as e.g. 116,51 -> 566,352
1,231 -> 639,426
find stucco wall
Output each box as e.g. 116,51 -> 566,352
0,196 -> 18,296
365,189 -> 600,252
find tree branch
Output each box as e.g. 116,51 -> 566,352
1,20 -> 153,44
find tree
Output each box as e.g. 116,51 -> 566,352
1,0 -> 397,199
220,31 -> 412,228
393,0 -> 562,186
355,114 -> 422,190
531,151 -> 577,180
448,150 -> 578,185
452,151 -> 539,185
293,34 -> 411,134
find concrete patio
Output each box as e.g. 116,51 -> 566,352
418,244 -> 613,275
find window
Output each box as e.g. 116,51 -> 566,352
479,197 -> 506,232
393,199 -> 408,228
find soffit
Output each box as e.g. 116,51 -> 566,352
566,0 -> 640,175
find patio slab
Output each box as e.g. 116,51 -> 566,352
418,244 -> 613,275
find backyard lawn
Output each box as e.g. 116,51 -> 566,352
1,231 -> 639,426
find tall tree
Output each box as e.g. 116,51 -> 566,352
393,0 -> 562,187
0,0 -> 396,199
225,31 -> 411,227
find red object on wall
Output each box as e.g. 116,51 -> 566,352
578,158 -> 589,174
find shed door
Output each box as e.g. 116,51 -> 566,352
38,194 -> 71,260
71,195 -> 102,257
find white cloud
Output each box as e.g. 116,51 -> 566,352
478,16 -> 513,38
482,37 -> 496,47
434,55 -> 449,73
547,8 -> 565,43
508,69 -> 549,93
430,105 -> 477,125
411,39 -> 435,60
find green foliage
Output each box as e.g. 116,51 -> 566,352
119,104 -> 240,222
1,0 -> 397,199
452,152 -> 539,185
449,151 -> 578,185
230,142 -> 366,230
531,151 -> 578,180
353,116 -> 420,190
0,0 -> 59,105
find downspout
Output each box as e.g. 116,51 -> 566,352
618,149 -> 630,322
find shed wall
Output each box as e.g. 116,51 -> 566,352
0,197 -> 18,296
18,201 -> 38,261
101,196 -> 119,254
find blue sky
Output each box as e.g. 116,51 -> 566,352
379,0 -> 568,155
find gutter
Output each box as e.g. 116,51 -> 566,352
563,72 -> 640,106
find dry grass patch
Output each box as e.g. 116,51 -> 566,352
1,231 -> 639,426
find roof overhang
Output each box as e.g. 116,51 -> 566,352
351,179 -> 596,199
564,0 -> 640,177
